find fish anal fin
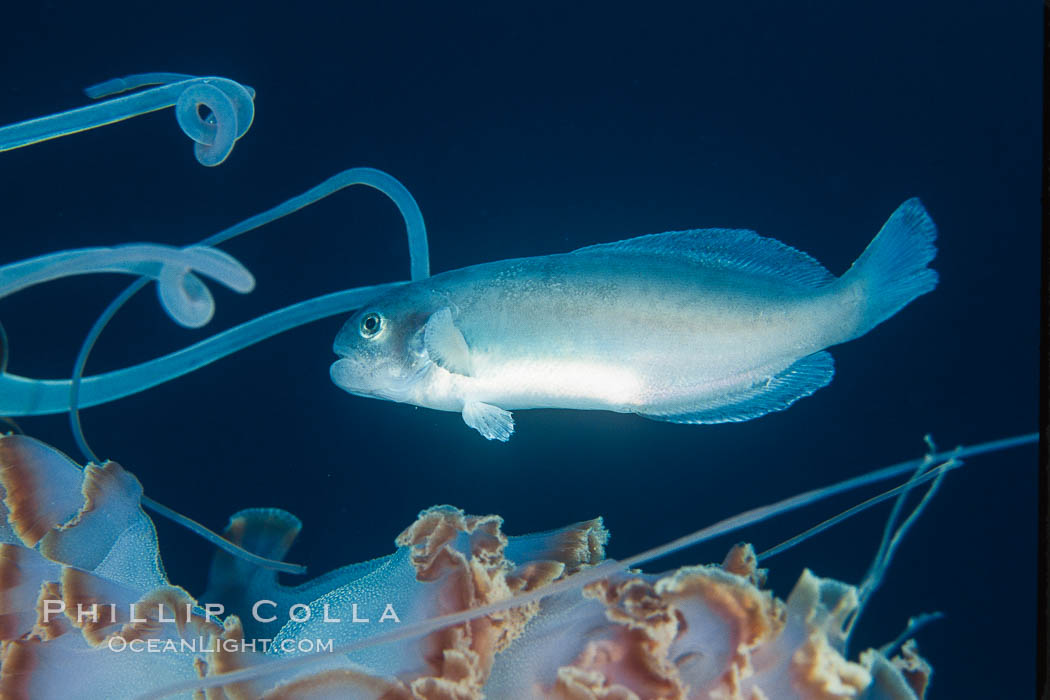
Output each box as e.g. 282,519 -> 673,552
462,400 -> 514,441
643,351 -> 835,424
424,307 -> 474,376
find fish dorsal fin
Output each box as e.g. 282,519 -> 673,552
424,307 -> 474,376
572,228 -> 835,288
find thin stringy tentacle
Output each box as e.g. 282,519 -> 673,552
139,495 -> 305,575
757,435 -> 942,562
846,456 -> 952,642
0,321 -> 20,434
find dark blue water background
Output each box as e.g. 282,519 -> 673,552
0,3 -> 1039,697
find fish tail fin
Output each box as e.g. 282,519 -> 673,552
841,198 -> 938,340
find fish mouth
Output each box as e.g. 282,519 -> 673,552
329,358 -> 428,403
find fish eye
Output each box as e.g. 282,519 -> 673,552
360,312 -> 382,338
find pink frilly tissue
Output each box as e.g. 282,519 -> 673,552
0,434 -> 929,699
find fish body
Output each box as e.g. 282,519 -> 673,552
331,199 -> 937,440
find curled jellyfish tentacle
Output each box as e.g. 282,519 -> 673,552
0,74 -> 284,572
0,75 -> 431,578
173,79 -> 254,166
59,165 -> 427,425
153,246 -> 256,328
0,76 -> 428,416
198,165 -> 430,280
0,240 -> 306,575
0,73 -> 256,166
82,72 -> 199,98
0,166 -> 428,415
0,76 -> 429,414
0,244 -> 255,328
60,167 -> 426,457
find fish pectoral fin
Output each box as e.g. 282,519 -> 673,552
424,307 -> 474,376
640,351 -> 835,424
462,400 -> 515,441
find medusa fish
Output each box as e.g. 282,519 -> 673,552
0,72 -> 935,446
330,201 -> 937,441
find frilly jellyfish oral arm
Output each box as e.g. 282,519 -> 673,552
0,73 -> 255,166
141,432 -> 1037,699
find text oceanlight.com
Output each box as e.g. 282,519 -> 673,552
107,637 -> 334,654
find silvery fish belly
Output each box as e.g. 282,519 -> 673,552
331,199 -> 937,441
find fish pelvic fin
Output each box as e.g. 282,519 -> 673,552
841,198 -> 938,341
462,400 -> 515,441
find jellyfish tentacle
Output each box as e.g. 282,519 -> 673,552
755,439 -> 946,562
0,244 -> 255,329
5,283 -> 408,417
82,72 -> 197,98
847,456 -> 951,640
2,283 -> 391,417
140,494 -> 306,575
0,321 -> 19,434
0,284 -> 408,415
0,74 -> 255,166
201,166 -> 430,281
0,318 -> 8,375
53,167 -> 424,569
155,246 -> 257,328
69,278 -> 152,463
755,444 -> 955,648
138,432 -> 1037,700
858,442 -> 937,577
174,80 -> 254,166
0,165 -> 426,416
